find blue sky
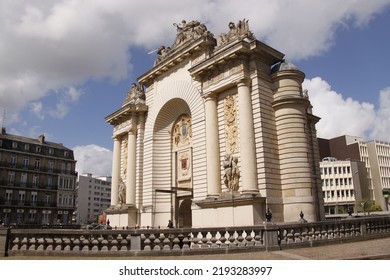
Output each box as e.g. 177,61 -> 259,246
1,0 -> 390,176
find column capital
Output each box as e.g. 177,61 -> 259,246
235,78 -> 251,87
203,91 -> 218,101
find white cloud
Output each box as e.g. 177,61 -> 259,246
73,144 -> 113,177
30,102 -> 44,120
48,87 -> 84,119
304,78 -> 390,142
1,0 -> 389,125
369,87 -> 390,141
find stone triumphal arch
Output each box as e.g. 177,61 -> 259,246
106,19 -> 325,228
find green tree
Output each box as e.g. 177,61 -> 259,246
359,199 -> 373,215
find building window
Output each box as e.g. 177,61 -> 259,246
16,210 -> 24,224
45,195 -> 51,205
24,144 -> 30,151
5,190 -> 12,203
34,159 -> 41,170
42,211 -> 51,224
29,210 -> 37,222
36,146 -> 41,153
49,148 -> 54,155
61,162 -> 66,173
48,160 -> 54,172
18,191 -> 25,204
31,192 -> 37,206
12,141 -> 17,148
7,171 -> 15,185
66,162 -> 71,174
33,174 -> 39,186
23,156 -> 29,168
10,154 -> 17,167
47,176 -> 53,187
20,173 -> 27,185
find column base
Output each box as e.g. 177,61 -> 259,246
106,205 -> 138,228
192,193 -> 266,227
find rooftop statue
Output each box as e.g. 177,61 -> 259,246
172,20 -> 210,48
154,20 -> 212,66
123,82 -> 146,106
218,19 -> 255,47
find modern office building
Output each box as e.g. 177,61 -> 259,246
76,173 -> 111,224
105,19 -> 325,228
367,140 -> 390,210
318,135 -> 390,211
320,157 -> 369,214
0,128 -> 77,225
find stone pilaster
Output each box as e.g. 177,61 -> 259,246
111,137 -> 121,206
204,93 -> 221,197
126,113 -> 137,207
237,79 -> 258,194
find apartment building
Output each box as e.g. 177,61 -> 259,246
0,128 -> 77,225
76,173 -> 111,224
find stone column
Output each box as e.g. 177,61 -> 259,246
126,113 -> 137,206
204,93 -> 221,197
237,79 -> 258,194
111,136 -> 121,206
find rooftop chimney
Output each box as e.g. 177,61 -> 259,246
1,127 -> 5,134
38,134 -> 45,143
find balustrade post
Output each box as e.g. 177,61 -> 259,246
131,234 -> 141,251
360,222 -> 367,236
263,224 -> 280,251
0,227 -> 10,257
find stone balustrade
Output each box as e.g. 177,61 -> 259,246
1,216 -> 389,257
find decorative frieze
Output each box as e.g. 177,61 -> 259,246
224,95 -> 238,154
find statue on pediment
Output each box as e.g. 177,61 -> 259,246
172,20 -> 210,48
154,46 -> 172,66
123,82 -> 146,106
218,19 -> 255,47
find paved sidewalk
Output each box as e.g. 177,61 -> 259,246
2,237 -> 390,260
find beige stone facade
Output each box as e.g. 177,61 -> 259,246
106,20 -> 324,228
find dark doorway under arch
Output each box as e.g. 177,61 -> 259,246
178,199 -> 192,228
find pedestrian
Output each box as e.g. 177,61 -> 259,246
167,220 -> 173,228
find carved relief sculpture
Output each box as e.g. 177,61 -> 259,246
178,150 -> 191,181
118,177 -> 126,206
122,136 -> 128,178
172,115 -> 192,148
224,95 -> 238,153
223,154 -> 240,191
